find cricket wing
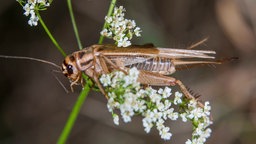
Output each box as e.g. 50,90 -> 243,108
96,45 -> 218,71
156,48 -> 216,59
104,55 -> 154,67
98,45 -> 216,59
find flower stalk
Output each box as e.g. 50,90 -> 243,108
98,0 -> 117,44
37,12 -> 67,57
67,0 -> 83,50
57,81 -> 91,144
57,0 -> 117,143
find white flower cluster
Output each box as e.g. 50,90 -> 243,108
100,6 -> 142,47
99,67 -> 213,143
142,87 -> 178,140
184,101 -> 213,144
17,0 -> 51,26
100,67 -> 175,140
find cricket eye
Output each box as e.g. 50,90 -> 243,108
67,64 -> 73,75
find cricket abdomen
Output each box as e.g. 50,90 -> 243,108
129,57 -> 176,75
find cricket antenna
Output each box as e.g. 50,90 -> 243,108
0,55 -> 71,92
51,70 -> 69,93
0,55 -> 61,70
187,37 -> 209,50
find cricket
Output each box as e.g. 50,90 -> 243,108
1,40 -> 236,105
61,41 -> 236,103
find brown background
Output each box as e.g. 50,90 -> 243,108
0,0 -> 255,144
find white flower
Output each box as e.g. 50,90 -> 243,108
185,139 -> 194,144
155,119 -> 172,140
100,29 -> 112,38
38,0 -> 49,6
107,96 -> 120,112
161,101 -> 173,120
162,87 -> 172,98
134,27 -> 142,37
188,99 -> 197,108
19,0 -> 51,26
142,118 -> 153,133
204,101 -> 211,116
146,87 -> 161,104
137,99 -> 146,113
203,128 -> 212,139
100,6 -> 142,47
126,20 -> 136,29
182,99 -> 213,143
23,3 -> 33,16
187,107 -> 203,121
159,126 -> 172,140
28,13 -> 39,26
105,16 -> 112,23
121,109 -> 133,123
99,73 -> 112,86
117,37 -> 131,47
157,102 -> 165,111
156,118 -> 165,129
180,113 -> 188,122
202,116 -> 213,127
162,108 -> 177,120
143,109 -> 162,123
114,6 -> 125,15
123,75 -> 134,87
163,100 -> 172,110
158,88 -> 163,94
174,91 -> 183,105
113,114 -> 119,125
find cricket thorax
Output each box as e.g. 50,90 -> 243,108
73,50 -> 94,71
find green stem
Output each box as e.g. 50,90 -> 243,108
37,12 -> 67,57
67,0 -> 83,50
56,0 -> 117,143
57,82 -> 91,144
98,0 -> 117,44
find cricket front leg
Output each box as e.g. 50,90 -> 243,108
92,72 -> 109,99
100,55 -> 128,74
138,70 -> 204,107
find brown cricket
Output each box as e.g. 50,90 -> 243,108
61,42 -> 227,104
0,40 -> 236,106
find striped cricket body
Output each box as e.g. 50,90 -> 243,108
0,41 -> 237,105
62,44 -> 222,102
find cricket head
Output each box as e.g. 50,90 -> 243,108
62,55 -> 81,84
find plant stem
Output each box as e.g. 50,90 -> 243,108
67,0 -> 83,50
56,0 -> 117,143
37,12 -> 67,57
98,0 -> 117,44
57,82 -> 91,144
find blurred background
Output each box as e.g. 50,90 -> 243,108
0,0 -> 255,143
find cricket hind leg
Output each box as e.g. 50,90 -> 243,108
138,70 -> 204,107
92,73 -> 109,99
